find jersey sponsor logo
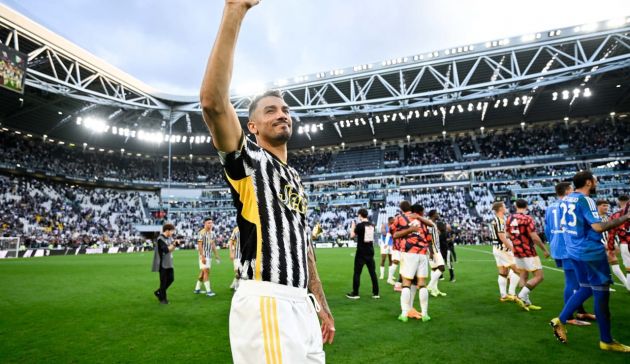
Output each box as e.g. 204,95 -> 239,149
277,184 -> 307,215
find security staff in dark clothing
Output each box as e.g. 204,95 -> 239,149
152,223 -> 180,304
346,209 -> 380,299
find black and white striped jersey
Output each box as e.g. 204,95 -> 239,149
219,134 -> 309,289
229,226 -> 241,261
600,215 -> 610,246
488,215 -> 506,250
428,225 -> 440,253
197,228 -> 214,257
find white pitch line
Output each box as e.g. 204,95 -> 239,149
457,246 -> 625,286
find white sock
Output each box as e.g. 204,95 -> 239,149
389,264 -> 398,280
409,285 -> 418,309
400,287 -> 411,315
611,264 -> 627,287
419,287 -> 429,316
508,270 -> 520,296
380,266 -> 385,278
204,281 -> 211,292
195,281 -> 202,290
518,286 -> 530,301
429,270 -> 442,291
626,273 -> 630,291
498,275 -> 508,297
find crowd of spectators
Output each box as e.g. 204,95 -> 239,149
403,139 -> 456,166
0,175 -> 152,248
472,119 -> 629,160
1,118 -> 628,185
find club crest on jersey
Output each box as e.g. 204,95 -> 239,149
277,184 -> 307,214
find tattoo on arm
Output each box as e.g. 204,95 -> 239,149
307,244 -> 332,317
595,216 -> 629,233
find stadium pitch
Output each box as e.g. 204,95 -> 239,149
1,246 -> 629,363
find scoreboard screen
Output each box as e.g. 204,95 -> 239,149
0,42 -> 27,94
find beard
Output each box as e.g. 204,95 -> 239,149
271,128 -> 292,144
589,187 -> 597,196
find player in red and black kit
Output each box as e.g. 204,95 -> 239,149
608,195 -> 630,291
392,201 -> 436,323
506,199 -> 550,311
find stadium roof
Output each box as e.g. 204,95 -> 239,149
1,3 -> 630,155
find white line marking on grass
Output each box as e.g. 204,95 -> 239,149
458,246 -> 625,287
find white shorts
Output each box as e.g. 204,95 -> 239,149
514,256 -> 542,272
392,249 -> 401,262
400,252 -> 429,279
621,244 -> 630,271
429,249 -> 445,269
492,246 -> 515,268
380,244 -> 392,255
199,256 -> 211,269
229,280 -> 324,364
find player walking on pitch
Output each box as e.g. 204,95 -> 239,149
607,195 -> 630,291
545,182 -> 593,326
550,171 -> 630,352
195,218 -> 220,297
201,1 -> 334,362
507,199 -> 550,311
379,217 -> 394,280
597,199 -> 628,289
229,226 -> 241,290
488,202 -> 520,303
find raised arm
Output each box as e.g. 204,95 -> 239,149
200,0 -> 259,153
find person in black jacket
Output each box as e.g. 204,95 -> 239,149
152,223 -> 180,304
347,208 -> 379,299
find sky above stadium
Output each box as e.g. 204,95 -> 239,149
3,0 -> 630,96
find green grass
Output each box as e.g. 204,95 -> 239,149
1,246 -> 629,363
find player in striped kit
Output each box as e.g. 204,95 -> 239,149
596,200 -> 628,289
201,1 -> 334,361
229,226 -> 241,290
427,210 -> 447,297
379,217 -> 394,281
489,201 -> 520,302
608,195 -> 630,291
195,218 -> 220,297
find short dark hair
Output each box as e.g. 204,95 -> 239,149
428,209 -> 439,218
573,170 -> 594,189
400,200 -> 411,212
491,201 -> 505,212
596,199 -> 609,206
358,208 -> 368,218
388,216 -> 395,223
162,223 -> 175,232
515,199 -> 528,209
203,217 -> 213,223
411,204 -> 424,214
555,182 -> 572,197
618,195 -> 630,202
248,89 -> 283,118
